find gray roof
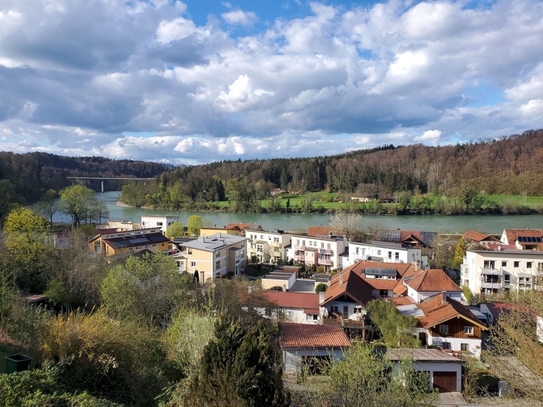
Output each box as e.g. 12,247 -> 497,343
264,271 -> 296,280
386,348 -> 464,363
183,233 -> 246,252
365,268 -> 397,277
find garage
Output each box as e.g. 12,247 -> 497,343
433,371 -> 458,392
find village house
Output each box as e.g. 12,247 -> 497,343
396,268 -> 463,304
460,248 -> 543,296
245,229 -> 292,264
140,215 -> 179,235
259,291 -> 322,324
463,230 -> 499,248
172,233 -> 246,283
346,240 -> 427,268
375,230 -> 438,249
398,293 -> 487,359
279,322 -> 350,374
500,228 -> 543,250
286,233 -> 347,272
88,227 -> 170,257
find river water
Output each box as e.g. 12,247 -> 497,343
53,191 -> 543,234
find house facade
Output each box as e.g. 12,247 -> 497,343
140,215 -> 179,235
386,349 -> 464,392
279,323 -> 350,374
461,249 -> 543,296
173,233 -> 246,283
260,291 -> 322,324
245,229 -> 292,264
346,240 -> 426,269
287,234 -> 347,271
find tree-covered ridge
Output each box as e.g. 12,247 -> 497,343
154,129 -> 543,200
0,151 -> 170,205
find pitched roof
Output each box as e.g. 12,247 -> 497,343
405,269 -> 462,293
262,291 -> 320,314
102,232 -> 170,250
349,260 -> 417,277
322,268 -> 373,307
307,226 -> 331,237
417,293 -> 486,330
463,230 -> 498,243
483,302 -> 536,323
389,296 -> 415,306
376,230 -> 437,247
279,323 -> 350,348
503,229 -> 543,245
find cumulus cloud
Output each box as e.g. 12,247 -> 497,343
221,10 -> 257,26
0,0 -> 542,164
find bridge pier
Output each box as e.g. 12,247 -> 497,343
101,181 -> 104,193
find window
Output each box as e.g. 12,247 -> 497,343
461,343 -> 469,351
464,326 -> 474,335
395,252 -> 400,261
377,250 -> 381,256
441,342 -> 451,349
501,261 -> 508,267
527,262 -> 533,269
216,261 -> 220,269
388,251 -> 392,259
514,261 -> 520,267
331,306 -> 339,314
321,243 -> 324,249
190,261 -> 196,267
484,260 -> 495,269
439,324 -> 449,334
356,248 -> 359,254
157,222 -> 163,226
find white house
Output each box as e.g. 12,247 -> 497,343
287,234 -> 347,272
260,291 -> 322,324
140,215 -> 179,235
400,268 -> 463,304
279,323 -> 350,374
461,249 -> 543,296
346,240 -> 427,269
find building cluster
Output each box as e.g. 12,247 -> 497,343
84,216 -> 543,394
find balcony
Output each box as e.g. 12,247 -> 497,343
322,317 -> 365,328
294,254 -> 305,261
318,257 -> 334,266
481,268 -> 504,276
319,249 -> 334,255
271,241 -> 282,248
293,245 -> 306,250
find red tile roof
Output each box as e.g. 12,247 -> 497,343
463,230 -> 498,243
350,261 -> 417,277
307,226 -> 331,237
262,291 -> 320,314
503,229 -> 543,245
389,296 -> 415,306
417,293 -> 486,330
225,223 -> 254,232
279,323 -> 350,348
405,269 -> 462,293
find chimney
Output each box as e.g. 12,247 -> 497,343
339,272 -> 343,285
318,290 -> 325,305
441,291 -> 447,304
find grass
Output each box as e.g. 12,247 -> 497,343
490,195 -> 543,208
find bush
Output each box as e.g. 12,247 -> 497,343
315,283 -> 327,294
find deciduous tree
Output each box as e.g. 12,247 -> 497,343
187,215 -> 203,237
58,185 -> 97,227
166,221 -> 185,239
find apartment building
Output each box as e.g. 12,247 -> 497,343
174,233 -> 247,283
245,229 -> 291,264
461,249 -> 543,296
88,227 -> 170,257
346,240 -> 426,269
286,234 -> 347,271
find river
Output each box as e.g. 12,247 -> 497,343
53,191 -> 543,234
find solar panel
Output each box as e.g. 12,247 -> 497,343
128,237 -> 149,245
376,230 -> 401,242
518,236 -> 542,243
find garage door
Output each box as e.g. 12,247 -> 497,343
433,371 -> 457,392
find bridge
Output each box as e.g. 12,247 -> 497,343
66,176 -> 155,192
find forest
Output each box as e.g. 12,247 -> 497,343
119,129 -> 543,214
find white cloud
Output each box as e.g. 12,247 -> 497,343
0,0 -> 543,164
221,10 -> 257,26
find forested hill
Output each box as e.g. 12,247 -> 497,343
157,129 -> 543,200
0,152 -> 170,204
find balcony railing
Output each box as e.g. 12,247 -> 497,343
293,245 -> 306,250
319,249 -> 334,255
322,317 -> 364,328
294,255 -> 305,261
318,258 -> 333,266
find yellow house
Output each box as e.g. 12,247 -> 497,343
89,227 -> 170,257
174,233 -> 247,283
200,227 -> 240,237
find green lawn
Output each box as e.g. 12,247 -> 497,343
490,195 -> 543,208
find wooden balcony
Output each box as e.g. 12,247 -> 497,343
322,317 -> 365,328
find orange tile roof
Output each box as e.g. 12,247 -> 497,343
389,296 -> 415,306
417,293 -> 486,330
348,260 -> 417,277
307,226 -> 331,237
225,223 -> 254,231
405,269 -> 462,293
463,230 -> 497,243
262,291 -> 320,314
322,268 -> 373,306
279,323 -> 350,348
503,229 -> 543,245
359,276 -> 398,290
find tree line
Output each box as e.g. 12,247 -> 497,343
118,129 -> 543,211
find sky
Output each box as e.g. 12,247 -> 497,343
0,0 -> 542,165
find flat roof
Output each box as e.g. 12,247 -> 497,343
183,233 -> 246,251
264,271 -> 296,280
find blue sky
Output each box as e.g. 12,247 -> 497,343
0,0 -> 542,165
